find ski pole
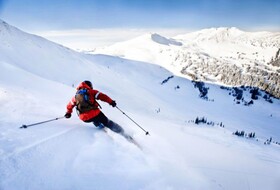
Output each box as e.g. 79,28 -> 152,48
20,116 -> 65,129
116,106 -> 149,135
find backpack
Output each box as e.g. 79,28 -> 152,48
75,89 -> 98,113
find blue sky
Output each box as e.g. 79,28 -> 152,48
0,0 -> 279,49
1,0 -> 279,31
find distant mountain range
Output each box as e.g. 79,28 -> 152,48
92,27 -> 280,98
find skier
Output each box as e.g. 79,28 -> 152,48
64,80 -> 124,134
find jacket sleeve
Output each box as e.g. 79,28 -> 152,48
66,96 -> 76,113
92,90 -> 113,104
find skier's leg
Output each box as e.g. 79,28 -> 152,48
85,112 -> 108,129
107,120 -> 136,145
107,120 -> 124,134
86,112 -> 124,134
93,120 -> 105,129
92,112 -> 124,134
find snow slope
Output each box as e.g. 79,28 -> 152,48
0,20 -> 280,190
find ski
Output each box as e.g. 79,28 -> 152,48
101,128 -> 142,150
121,133 -> 142,150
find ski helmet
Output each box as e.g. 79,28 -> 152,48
84,80 -> 93,89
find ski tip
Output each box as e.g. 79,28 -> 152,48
145,131 -> 150,136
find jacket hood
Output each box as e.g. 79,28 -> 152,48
76,82 -> 92,90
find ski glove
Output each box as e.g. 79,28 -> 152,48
64,113 -> 71,118
110,100 -> 117,107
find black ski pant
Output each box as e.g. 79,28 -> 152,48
85,111 -> 124,134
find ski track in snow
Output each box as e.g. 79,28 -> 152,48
0,125 -> 158,190
2,126 -> 80,160
0,127 -> 112,189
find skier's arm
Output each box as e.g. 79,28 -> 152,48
93,90 -> 114,105
66,96 -> 76,113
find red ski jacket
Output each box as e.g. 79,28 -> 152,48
66,82 -> 113,121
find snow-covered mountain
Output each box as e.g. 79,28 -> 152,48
0,20 -> 280,190
92,27 -> 280,99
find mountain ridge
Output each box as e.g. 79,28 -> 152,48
175,27 -> 280,46
92,27 -> 280,98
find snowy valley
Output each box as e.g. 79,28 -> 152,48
0,20 -> 280,190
